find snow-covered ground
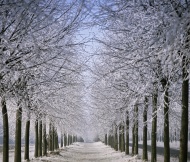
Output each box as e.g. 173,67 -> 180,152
0,142 -> 190,161
139,140 -> 190,151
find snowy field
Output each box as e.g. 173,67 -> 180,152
0,142 -> 190,161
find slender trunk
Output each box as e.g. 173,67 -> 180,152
132,122 -> 135,155
70,135 -> 72,144
105,134 -> 107,145
2,97 -> 9,162
68,134 -> 70,145
49,122 -> 52,151
125,111 -> 129,155
54,129 -> 57,150
52,125 -> 54,151
56,132 -> 59,149
43,121 -> 47,156
114,126 -> 118,151
121,124 -> 125,152
71,135 -> 73,144
64,133 -> 67,147
179,56 -> 189,162
14,107 -> 22,162
151,85 -> 158,162
134,105 -> 138,155
108,134 -> 110,146
24,119 -> 30,160
61,134 -> 63,147
34,119 -> 38,158
143,97 -> 148,160
119,125 -> 122,151
110,135 -> 113,148
38,120 -> 42,157
162,80 -> 170,162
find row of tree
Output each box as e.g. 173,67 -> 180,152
0,0 -> 87,162
90,0 -> 189,162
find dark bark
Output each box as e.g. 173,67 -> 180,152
132,122 -> 135,155
52,125 -> 54,151
121,124 -> 125,152
125,111 -> 129,155
105,134 -> 107,145
34,119 -> 38,157
56,131 -> 59,149
179,56 -> 189,162
61,134 -> 63,147
114,126 -> 118,151
54,129 -> 58,150
43,121 -> 47,156
64,133 -> 67,147
161,78 -> 170,162
38,120 -> 42,157
119,125 -> 122,151
2,97 -> 9,162
24,119 -> 30,160
68,134 -> 70,145
134,105 -> 138,155
111,135 -> 114,148
108,134 -> 110,146
49,122 -> 52,151
14,107 -> 22,162
151,86 -> 158,162
143,97 -> 148,161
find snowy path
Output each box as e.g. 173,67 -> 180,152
1,142 -> 188,161
31,142 -> 138,162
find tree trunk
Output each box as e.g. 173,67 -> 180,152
132,122 -> 135,155
179,56 -> 189,162
143,97 -> 148,160
68,134 -> 70,146
38,120 -> 42,157
56,132 -> 59,149
64,133 -> 67,147
54,129 -> 58,150
1,97 -> 9,162
134,105 -> 138,155
108,134 -> 110,146
14,107 -> 22,162
70,135 -> 72,145
49,122 -> 52,151
151,85 -> 158,162
43,121 -> 47,156
34,119 -> 38,157
162,79 -> 170,162
125,110 -> 129,155
52,125 -> 54,151
119,125 -> 122,151
105,134 -> 107,145
114,126 -> 118,151
61,133 -> 63,147
121,124 -> 125,152
24,119 -> 30,160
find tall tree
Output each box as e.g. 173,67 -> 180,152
134,105 -> 138,155
1,97 -> 9,162
14,105 -> 22,162
179,55 -> 189,162
43,120 -> 47,156
161,78 -> 170,162
143,97 -> 148,161
151,83 -> 158,162
34,119 -> 38,158
38,119 -> 42,157
125,111 -> 129,155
